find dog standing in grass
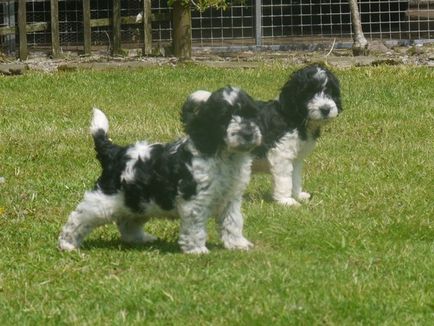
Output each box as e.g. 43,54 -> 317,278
252,64 -> 342,206
58,86 -> 262,254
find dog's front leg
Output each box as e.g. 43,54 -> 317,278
217,197 -> 253,250
178,204 -> 210,254
268,157 -> 300,206
292,159 -> 311,202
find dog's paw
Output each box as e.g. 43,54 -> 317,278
59,239 -> 79,251
183,246 -> 210,254
223,236 -> 254,251
275,197 -> 301,207
296,192 -> 311,202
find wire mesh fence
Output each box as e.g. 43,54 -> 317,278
1,1 -> 16,52
192,1 -> 255,47
0,0 -> 433,54
262,1 -> 353,39
197,0 -> 433,48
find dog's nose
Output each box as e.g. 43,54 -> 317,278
320,106 -> 330,117
241,131 -> 253,142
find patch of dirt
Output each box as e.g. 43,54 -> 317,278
0,41 -> 433,75
194,40 -> 434,69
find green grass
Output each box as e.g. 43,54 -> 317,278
0,64 -> 433,325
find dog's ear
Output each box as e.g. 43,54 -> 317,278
183,99 -> 227,156
279,69 -> 310,125
325,69 -> 343,113
180,91 -> 212,128
181,97 -> 201,129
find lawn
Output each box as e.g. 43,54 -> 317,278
0,63 -> 433,325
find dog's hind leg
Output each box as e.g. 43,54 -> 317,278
116,218 -> 157,245
58,190 -> 120,251
217,197 -> 253,251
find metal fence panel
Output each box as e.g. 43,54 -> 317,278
0,0 -> 433,54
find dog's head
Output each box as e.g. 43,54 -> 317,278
181,86 -> 262,155
279,64 -> 342,126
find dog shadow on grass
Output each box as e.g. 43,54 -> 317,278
81,238 -> 178,253
244,189 -> 274,204
81,238 -> 221,254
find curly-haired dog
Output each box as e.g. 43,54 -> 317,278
58,86 -> 262,254
252,64 -> 342,206
183,64 -> 342,206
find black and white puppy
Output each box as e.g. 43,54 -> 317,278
252,64 -> 342,206
58,86 -> 262,254
183,64 -> 342,206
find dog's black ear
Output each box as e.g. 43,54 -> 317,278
279,68 -> 310,126
183,99 -> 227,156
325,68 -> 343,113
180,97 -> 200,129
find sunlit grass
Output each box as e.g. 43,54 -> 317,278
0,64 -> 433,324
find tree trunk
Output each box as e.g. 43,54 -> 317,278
348,0 -> 369,56
172,1 -> 192,59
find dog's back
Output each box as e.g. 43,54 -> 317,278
253,99 -> 293,159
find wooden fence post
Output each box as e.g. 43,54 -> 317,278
142,0 -> 152,55
112,0 -> 121,55
83,0 -> 91,55
50,0 -> 60,57
18,0 -> 27,60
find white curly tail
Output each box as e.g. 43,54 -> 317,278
90,107 -> 109,136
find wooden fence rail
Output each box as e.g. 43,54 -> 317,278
0,0 -> 157,60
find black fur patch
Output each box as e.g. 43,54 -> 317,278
122,142 -> 195,212
94,137 -> 196,213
